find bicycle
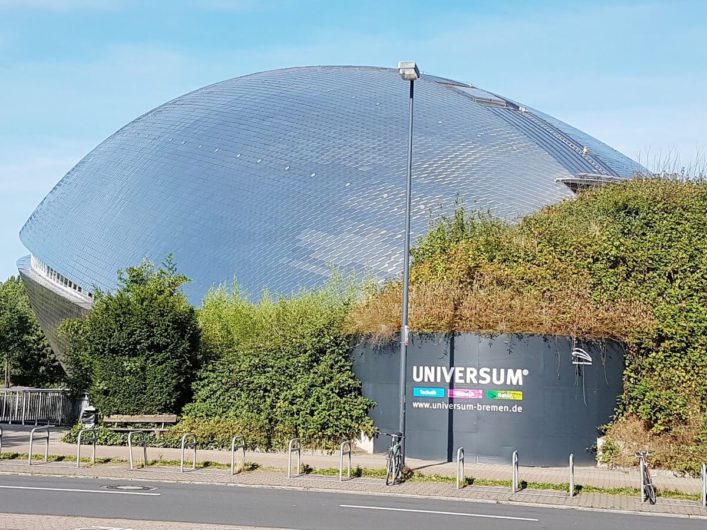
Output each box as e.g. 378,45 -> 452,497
384,432 -> 404,486
635,451 -> 657,504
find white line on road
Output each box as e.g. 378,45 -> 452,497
0,485 -> 160,496
340,504 -> 539,522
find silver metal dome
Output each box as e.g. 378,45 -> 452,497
18,66 -> 644,354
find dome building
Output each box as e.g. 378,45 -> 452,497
18,66 -> 644,356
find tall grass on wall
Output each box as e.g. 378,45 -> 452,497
184,275 -> 375,450
348,179 -> 706,471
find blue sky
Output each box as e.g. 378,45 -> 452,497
1,0 -> 705,280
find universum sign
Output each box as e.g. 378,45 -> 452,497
412,366 -> 529,386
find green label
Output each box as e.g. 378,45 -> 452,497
486,390 -> 523,400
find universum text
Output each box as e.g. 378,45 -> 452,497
412,366 -> 529,386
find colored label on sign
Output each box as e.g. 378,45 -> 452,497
448,388 -> 483,399
413,387 -> 445,398
486,390 -> 523,400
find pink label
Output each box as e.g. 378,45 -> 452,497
449,388 -> 483,399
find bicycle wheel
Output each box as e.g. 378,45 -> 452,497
646,483 -> 657,505
385,451 -> 395,486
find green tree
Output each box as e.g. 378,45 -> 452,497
0,276 -> 64,387
61,258 -> 200,415
186,277 -> 375,449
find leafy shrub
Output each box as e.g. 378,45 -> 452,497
348,179 -> 707,461
60,258 -> 200,415
63,423 -> 129,446
185,276 -> 376,450
62,419 -> 237,450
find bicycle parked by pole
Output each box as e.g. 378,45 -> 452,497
384,432 -> 404,486
635,451 -> 657,504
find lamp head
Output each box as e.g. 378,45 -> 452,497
398,61 -> 420,81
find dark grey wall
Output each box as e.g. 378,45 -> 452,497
352,334 -> 624,466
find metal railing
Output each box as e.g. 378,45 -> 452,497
180,433 -> 197,472
456,447 -> 465,489
231,435 -> 246,475
287,438 -> 301,479
339,441 -> 352,481
569,453 -> 575,497
701,463 -> 706,508
638,453 -> 648,503
128,431 -> 149,470
76,426 -> 97,468
0,389 -> 79,425
511,450 -> 519,492
28,425 -> 50,465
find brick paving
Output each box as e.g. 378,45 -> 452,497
0,512 -> 280,529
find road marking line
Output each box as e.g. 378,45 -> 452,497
340,504 -> 538,522
0,485 -> 160,496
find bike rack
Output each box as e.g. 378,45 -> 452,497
639,456 -> 646,502
128,430 -> 149,470
339,441 -> 353,481
511,450 -> 519,492
28,425 -> 50,465
701,463 -> 706,508
231,435 -> 246,475
569,453 -> 575,497
287,437 -> 301,479
180,433 -> 197,472
638,452 -> 648,502
456,447 -> 465,489
76,426 -> 97,468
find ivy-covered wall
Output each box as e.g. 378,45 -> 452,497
349,179 -> 706,469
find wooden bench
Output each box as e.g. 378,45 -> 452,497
103,414 -> 178,438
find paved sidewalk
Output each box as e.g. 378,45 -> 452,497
1,424 -> 705,519
0,425 -> 701,495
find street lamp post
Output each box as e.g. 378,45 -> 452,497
397,60 -> 420,465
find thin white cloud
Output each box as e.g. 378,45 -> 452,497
1,0 -> 704,173
0,148 -> 84,280
0,0 -> 126,10
0,154 -> 79,193
190,0 -> 264,11
0,44 -> 212,155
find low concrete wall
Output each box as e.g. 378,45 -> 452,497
352,333 -> 623,466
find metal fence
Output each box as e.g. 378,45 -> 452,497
0,389 -> 82,425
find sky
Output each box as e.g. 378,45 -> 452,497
1,0 -> 705,281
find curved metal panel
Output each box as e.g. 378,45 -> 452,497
17,256 -> 91,359
19,66 -> 643,311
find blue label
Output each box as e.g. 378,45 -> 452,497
413,387 -> 445,398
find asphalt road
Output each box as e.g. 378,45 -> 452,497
0,474 -> 703,529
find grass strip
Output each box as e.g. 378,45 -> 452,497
0,454 -> 699,502
0,452 -> 259,471
307,466 -> 701,501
